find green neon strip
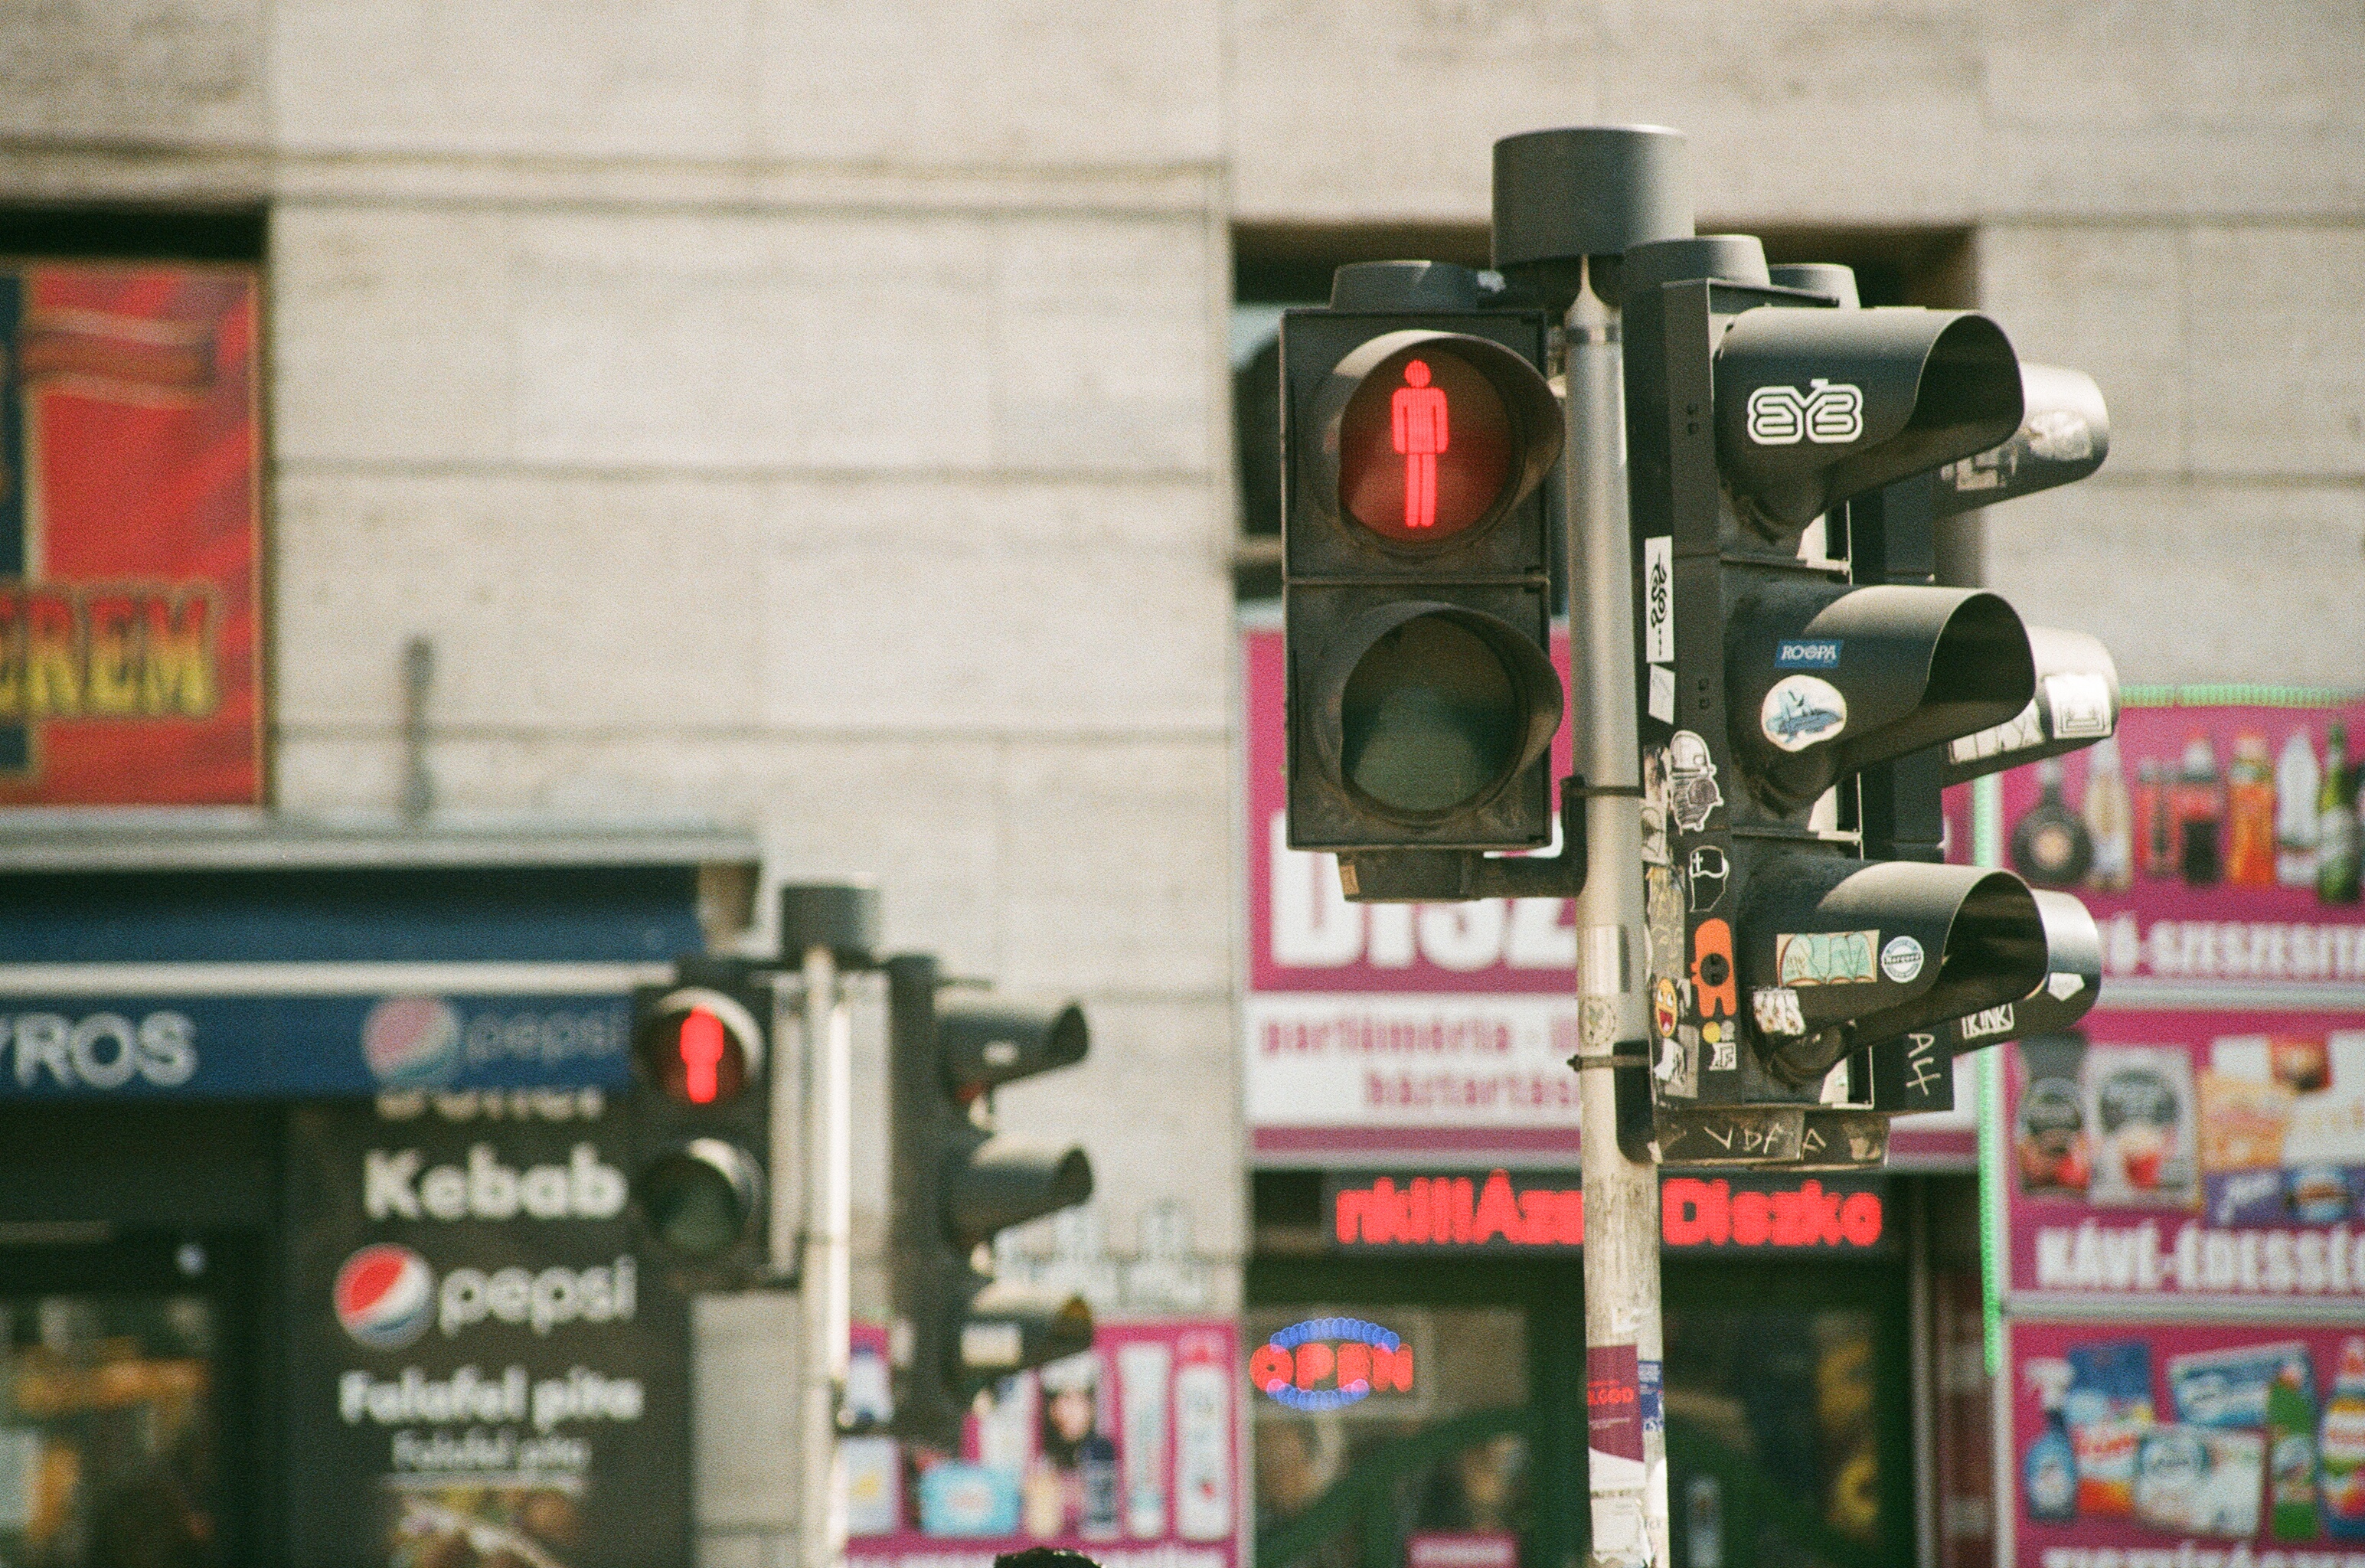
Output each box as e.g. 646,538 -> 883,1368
1979,1045 -> 2007,1379
1971,769 -> 2007,1376
2119,684 -> 2359,710
1971,773 -> 2001,874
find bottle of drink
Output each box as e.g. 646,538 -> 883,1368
2176,730 -> 2226,887
2271,1351 -> 2322,1541
2084,737 -> 2132,890
2321,720 -> 2362,905
2321,1338 -> 2365,1539
2014,758 -> 2095,887
2137,759 -> 2172,879
2228,730 -> 2279,886
2281,728 -> 2325,887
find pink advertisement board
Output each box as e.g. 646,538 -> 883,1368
1990,693 -> 2365,1564
1992,696 -> 2365,1309
2006,1318 -> 2365,1564
844,1318 -> 1240,1568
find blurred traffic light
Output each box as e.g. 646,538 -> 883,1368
886,953 -> 1096,1446
630,966 -> 773,1276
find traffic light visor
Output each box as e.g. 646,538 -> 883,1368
936,998 -> 1088,1099
636,1137 -> 763,1260
634,985 -> 764,1106
1315,603 -> 1563,821
1315,330 -> 1563,551
1742,858 -> 2048,1080
1716,307 -> 2022,530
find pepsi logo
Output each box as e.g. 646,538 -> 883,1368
335,1243 -> 436,1350
362,997 -> 462,1088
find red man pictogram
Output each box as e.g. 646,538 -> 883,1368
678,1008 -> 727,1105
1391,359 -> 1449,531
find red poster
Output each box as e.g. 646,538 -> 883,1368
0,263 -> 263,804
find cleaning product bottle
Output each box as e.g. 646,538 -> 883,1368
2320,1338 -> 2365,1539
2027,1358 -> 2079,1523
2271,1349 -> 2322,1540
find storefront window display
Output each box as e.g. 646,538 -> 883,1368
1250,1308 -> 1529,1568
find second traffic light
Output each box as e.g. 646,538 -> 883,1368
1282,261 -> 1567,855
1622,237 -> 2118,1168
886,953 -> 1096,1446
630,963 -> 773,1279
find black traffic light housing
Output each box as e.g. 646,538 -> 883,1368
887,953 -> 1096,1448
1624,237 -> 2118,1170
630,959 -> 775,1283
1282,261 -> 1574,875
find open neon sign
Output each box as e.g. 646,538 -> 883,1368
1250,1316 -> 1415,1411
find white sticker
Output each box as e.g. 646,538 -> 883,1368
1761,675 -> 1847,752
1664,731 -> 1723,831
1746,380 -> 1864,446
1648,663 -> 1676,725
2026,408 -> 2096,462
1958,1002 -> 2017,1042
1752,987 -> 1806,1037
1644,534 -> 1674,664
1880,934 -> 1926,984
1948,698 -> 2044,764
2044,671 -> 2115,739
2046,971 -> 2087,1001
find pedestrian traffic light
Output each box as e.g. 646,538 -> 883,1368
1282,260 -> 1568,856
886,953 -> 1096,1446
1620,237 -> 2118,1167
629,962 -> 773,1279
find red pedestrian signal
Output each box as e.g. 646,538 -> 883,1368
1282,264 -> 1568,854
634,987 -> 759,1108
1335,345 -> 1519,547
630,979 -> 771,1277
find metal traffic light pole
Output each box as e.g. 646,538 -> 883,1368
780,884 -> 880,1568
1493,128 -> 1694,1568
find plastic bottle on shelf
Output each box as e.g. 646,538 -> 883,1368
2279,727 -> 2324,887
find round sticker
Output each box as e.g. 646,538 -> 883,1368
1880,934 -> 1926,984
1760,675 -> 1847,753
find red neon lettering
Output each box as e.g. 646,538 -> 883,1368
1730,1191 -> 1772,1246
1771,1187 -> 1813,1247
1335,1341 -> 1372,1388
1335,1188 -> 1371,1245
1368,1344 -> 1414,1394
1555,1190 -> 1584,1245
1294,1341 -> 1335,1390
1841,1192 -> 1883,1246
1472,1170 -> 1521,1244
1662,1178 -> 1731,1246
1249,1344 -> 1293,1392
679,1009 -> 727,1104
1449,1178 -> 1475,1243
1391,360 -> 1449,531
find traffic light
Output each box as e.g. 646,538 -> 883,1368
630,961 -> 773,1279
1281,260 -> 1569,861
1621,237 -> 2118,1168
886,953 -> 1096,1446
